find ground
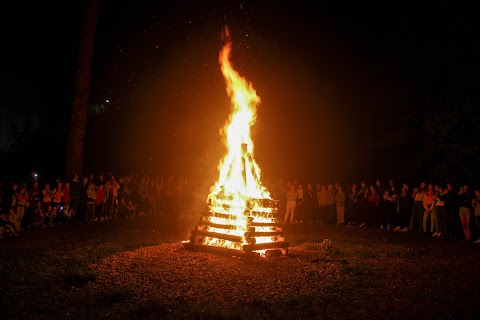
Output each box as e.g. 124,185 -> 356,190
1,214 -> 480,320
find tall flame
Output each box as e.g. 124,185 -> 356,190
209,28 -> 270,202
204,27 -> 272,250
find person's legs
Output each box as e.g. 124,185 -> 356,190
409,203 -> 419,230
459,214 -> 470,241
16,206 -> 25,230
464,216 -> 471,241
284,201 -> 296,224
423,210 -> 430,233
418,203 -> 424,231
284,203 -> 291,224
336,205 -> 344,225
438,207 -> 448,235
475,216 -> 480,241
431,208 -> 438,233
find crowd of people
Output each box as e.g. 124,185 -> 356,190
0,173 -> 198,238
2,173 -> 480,245
270,179 -> 480,243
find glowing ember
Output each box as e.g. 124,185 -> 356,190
184,27 -> 288,256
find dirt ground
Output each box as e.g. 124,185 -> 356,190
1,214 -> 480,320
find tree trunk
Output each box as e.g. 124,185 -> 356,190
65,0 -> 99,179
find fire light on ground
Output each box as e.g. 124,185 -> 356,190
183,27 -> 288,257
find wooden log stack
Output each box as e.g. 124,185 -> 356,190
183,199 -> 289,256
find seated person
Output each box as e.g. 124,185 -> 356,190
57,203 -> 75,224
126,200 -> 137,218
32,201 -> 44,230
1,209 -> 18,238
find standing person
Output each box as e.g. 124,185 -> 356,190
316,184 -> 328,223
295,184 -> 304,223
395,183 -> 412,232
445,183 -> 460,239
375,180 -> 385,198
458,185 -> 473,242
69,173 -> 82,221
95,184 -> 106,221
382,190 -> 397,230
434,186 -> 448,237
472,189 -> 480,244
366,185 -> 379,227
422,188 -> 436,234
284,184 -> 297,224
80,177 -> 90,220
335,185 -> 346,225
347,183 -> 359,226
326,183 -> 336,225
358,181 -> 368,227
387,181 -> 399,228
304,184 -> 316,223
108,176 -> 120,218
41,183 -> 53,210
85,182 -> 96,222
409,182 -> 426,232
62,182 -> 71,208
15,184 -> 28,231
29,181 -> 41,208
104,181 -> 112,218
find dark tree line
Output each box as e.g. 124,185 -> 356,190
423,95 -> 480,185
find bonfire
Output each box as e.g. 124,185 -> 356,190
183,27 -> 288,257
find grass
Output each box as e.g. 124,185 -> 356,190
1,215 -> 480,320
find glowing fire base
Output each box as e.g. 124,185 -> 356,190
182,198 -> 289,258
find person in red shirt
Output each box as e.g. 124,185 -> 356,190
29,181 -> 41,207
62,182 -> 71,207
95,184 -> 106,221
366,185 -> 380,227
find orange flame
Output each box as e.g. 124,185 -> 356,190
204,27 -> 274,250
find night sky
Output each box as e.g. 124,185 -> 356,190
2,1 -> 479,183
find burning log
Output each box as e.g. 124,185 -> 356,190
196,221 -> 239,231
181,241 -> 261,259
250,221 -> 281,227
200,210 -> 237,221
244,231 -> 283,238
243,241 -> 290,253
265,249 -> 283,258
191,229 -> 243,243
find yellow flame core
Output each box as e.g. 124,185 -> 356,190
204,31 -> 274,251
